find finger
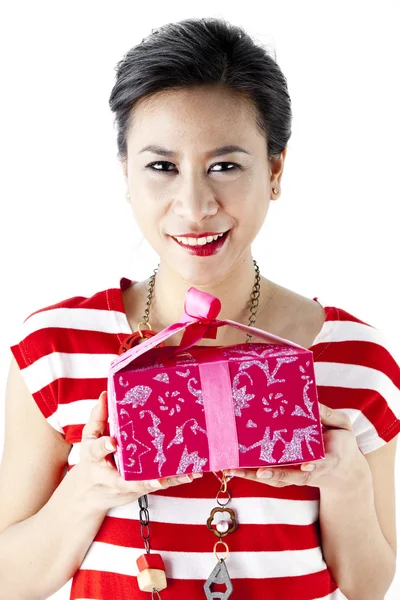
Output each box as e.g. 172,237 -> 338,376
225,468 -> 291,487
82,391 -> 108,440
226,466 -> 316,487
318,403 -> 353,431
86,435 -> 118,462
119,472 -> 204,495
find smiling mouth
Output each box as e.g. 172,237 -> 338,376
170,230 -> 230,256
171,231 -> 228,247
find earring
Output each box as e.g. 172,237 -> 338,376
272,188 -> 279,194
126,192 -> 131,201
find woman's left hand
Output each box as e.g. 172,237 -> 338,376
225,403 -> 371,492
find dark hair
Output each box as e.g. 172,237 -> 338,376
108,17 -> 292,163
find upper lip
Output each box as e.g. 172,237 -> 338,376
170,231 -> 228,238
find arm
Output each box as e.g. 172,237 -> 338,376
225,404 -> 399,600
0,467 -> 109,600
0,357 -> 108,599
319,438 -> 397,600
0,357 -> 200,599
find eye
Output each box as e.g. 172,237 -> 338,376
210,162 -> 241,173
146,161 -> 176,173
145,161 -> 241,174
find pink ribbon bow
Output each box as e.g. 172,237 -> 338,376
177,287 -> 226,351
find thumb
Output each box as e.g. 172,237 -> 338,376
82,391 -> 108,440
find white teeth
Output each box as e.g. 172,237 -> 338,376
174,232 -> 226,246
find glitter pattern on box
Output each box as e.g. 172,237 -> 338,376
109,341 -> 325,480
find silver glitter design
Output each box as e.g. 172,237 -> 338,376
118,385 -> 152,408
262,347 -> 299,358
120,422 -> 151,472
119,376 -> 129,387
139,410 -> 166,476
154,372 -> 169,383
239,426 -> 288,462
278,425 -> 320,463
291,365 -> 316,421
126,443 -> 137,467
232,371 -> 255,416
222,345 -> 299,360
167,418 -> 208,449
176,445 -> 208,474
115,343 -> 319,472
176,369 -> 191,378
238,356 -> 298,386
157,390 -> 185,417
263,392 -> 289,417
129,361 -> 166,373
188,377 -> 204,406
239,420 -> 321,464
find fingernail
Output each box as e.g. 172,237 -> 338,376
192,473 -> 203,479
225,470 -> 236,477
177,475 -> 192,483
105,440 -> 115,451
301,464 -> 315,471
258,470 -> 273,479
149,479 -> 164,489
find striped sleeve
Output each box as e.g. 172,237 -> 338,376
353,328 -> 400,454
9,311 -> 65,435
314,317 -> 400,455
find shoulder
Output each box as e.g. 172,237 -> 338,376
307,300 -> 400,454
23,284 -> 115,322
14,282 -> 123,339
9,281 -> 127,434
10,281 -> 126,374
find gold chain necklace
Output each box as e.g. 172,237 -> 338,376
140,258 -> 261,344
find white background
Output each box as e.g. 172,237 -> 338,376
0,1 -> 399,598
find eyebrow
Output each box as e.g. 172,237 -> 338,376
138,144 -> 250,157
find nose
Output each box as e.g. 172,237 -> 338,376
172,173 -> 219,221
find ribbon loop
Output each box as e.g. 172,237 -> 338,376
178,288 -> 223,349
184,287 -> 222,322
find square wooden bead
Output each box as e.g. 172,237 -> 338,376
137,568 -> 167,592
137,553 -> 165,572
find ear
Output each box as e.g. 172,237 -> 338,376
270,147 -> 287,191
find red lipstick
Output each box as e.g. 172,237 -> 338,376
171,230 -> 230,257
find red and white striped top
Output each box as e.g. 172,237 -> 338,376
10,277 -> 400,600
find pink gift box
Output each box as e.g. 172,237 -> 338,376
108,288 -> 325,481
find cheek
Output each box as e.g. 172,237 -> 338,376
131,200 -> 169,254
131,200 -> 156,234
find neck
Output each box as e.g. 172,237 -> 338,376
148,255 -> 272,330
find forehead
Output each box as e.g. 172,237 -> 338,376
127,85 -> 261,146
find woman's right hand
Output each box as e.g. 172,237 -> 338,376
74,391 -> 203,512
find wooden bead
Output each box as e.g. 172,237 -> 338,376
136,553 -> 165,572
137,568 -> 167,592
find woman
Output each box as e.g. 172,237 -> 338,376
0,16 -> 399,600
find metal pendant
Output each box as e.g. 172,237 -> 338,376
203,559 -> 233,599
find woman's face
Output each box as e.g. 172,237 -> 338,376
123,84 -> 286,284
